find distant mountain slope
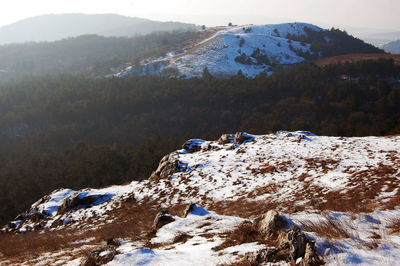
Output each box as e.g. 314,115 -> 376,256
384,40 -> 400,54
0,14 -> 198,45
315,53 -> 400,67
0,30 -> 203,84
117,23 -> 383,78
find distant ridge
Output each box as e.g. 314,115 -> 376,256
0,13 -> 198,45
383,40 -> 400,54
315,53 -> 400,67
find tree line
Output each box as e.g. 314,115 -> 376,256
0,59 -> 399,225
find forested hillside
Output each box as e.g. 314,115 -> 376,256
0,30 -> 202,83
0,59 -> 399,225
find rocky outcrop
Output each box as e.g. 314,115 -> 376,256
81,245 -> 118,266
254,210 -> 286,237
244,212 -> 323,265
282,226 -> 308,259
218,132 -> 255,145
218,134 -> 235,144
58,192 -> 113,214
153,210 -> 175,229
182,139 -> 206,153
6,195 -> 53,232
234,132 -> 255,144
150,155 -> 187,180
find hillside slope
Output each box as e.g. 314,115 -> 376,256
116,23 -> 383,78
2,131 -> 400,265
383,40 -> 400,54
0,14 -> 197,45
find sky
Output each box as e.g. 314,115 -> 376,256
1,0 -> 399,33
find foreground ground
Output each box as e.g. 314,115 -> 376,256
1,131 -> 400,265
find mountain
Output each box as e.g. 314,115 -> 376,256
383,40 -> 400,54
0,30 -> 203,84
0,14 -> 198,45
2,131 -> 400,265
361,31 -> 400,47
116,23 -> 383,78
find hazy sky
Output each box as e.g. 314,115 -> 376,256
1,0 -> 399,32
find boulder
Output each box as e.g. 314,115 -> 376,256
153,210 -> 175,229
218,134 -> 235,144
218,132 -> 255,145
234,132 -> 254,144
81,245 -> 118,266
150,156 -> 186,180
58,192 -> 113,214
286,226 -> 308,259
254,210 -> 286,237
302,241 -> 323,266
243,218 -> 322,265
182,139 -> 206,153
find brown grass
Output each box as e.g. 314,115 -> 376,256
388,218 -> 400,235
0,197 -> 160,264
212,221 -> 276,251
208,199 -> 279,218
300,218 -> 352,239
172,232 -> 191,244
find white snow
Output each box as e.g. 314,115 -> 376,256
3,131 -> 400,266
116,23 -> 324,79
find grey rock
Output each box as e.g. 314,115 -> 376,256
218,134 -> 235,144
182,139 -> 206,153
234,132 -> 254,144
81,245 -> 118,266
153,210 -> 175,229
150,156 -> 186,180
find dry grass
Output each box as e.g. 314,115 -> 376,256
144,232 -> 193,249
0,197 -> 159,264
212,221 -> 276,251
300,218 -> 352,240
172,232 -> 191,244
208,199 -> 278,218
388,218 -> 400,235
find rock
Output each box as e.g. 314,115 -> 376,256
243,222 -> 322,265
280,226 -> 307,260
218,134 -> 235,144
218,132 -> 255,145
182,139 -> 206,153
31,195 -> 51,209
184,204 -> 209,217
153,210 -> 175,229
302,242 -> 323,266
234,132 -> 255,144
150,156 -> 186,180
81,245 -> 117,266
254,210 -> 286,237
294,134 -> 312,142
106,238 -> 121,247
58,192 -> 113,214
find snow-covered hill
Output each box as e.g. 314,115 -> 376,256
2,131 -> 400,265
116,23 -> 323,78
